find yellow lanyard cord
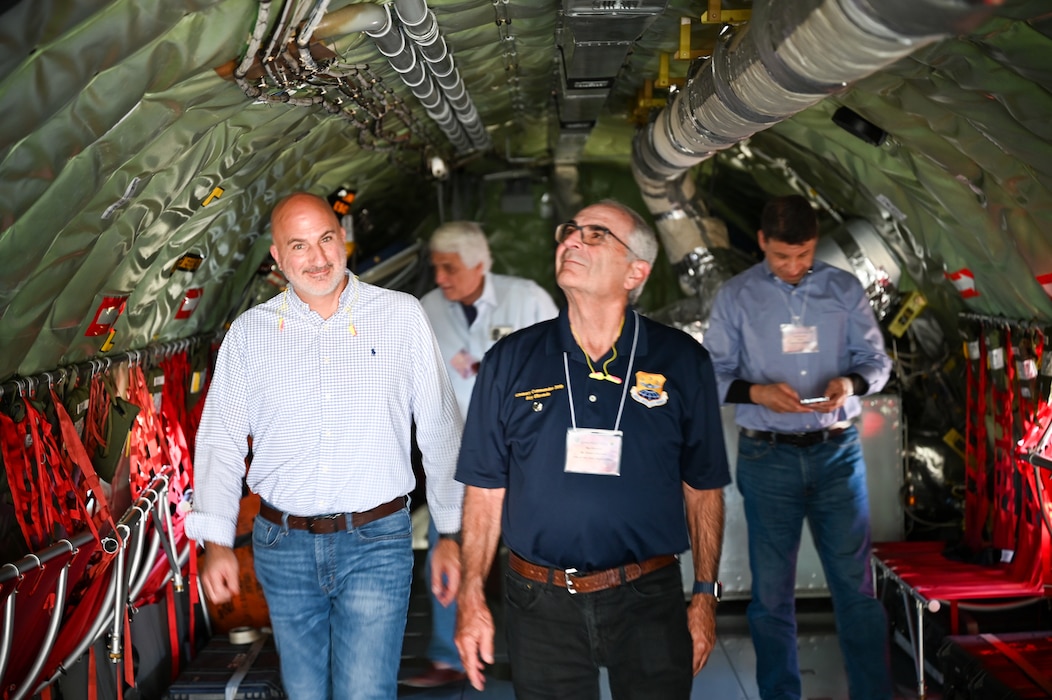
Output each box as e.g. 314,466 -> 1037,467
570,315 -> 625,384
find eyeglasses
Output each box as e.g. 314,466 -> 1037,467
555,221 -> 638,257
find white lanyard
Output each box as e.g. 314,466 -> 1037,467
781,276 -> 810,326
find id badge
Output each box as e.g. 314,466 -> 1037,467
781,324 -> 819,354
564,428 -> 623,476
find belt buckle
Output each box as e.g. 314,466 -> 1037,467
564,567 -> 579,595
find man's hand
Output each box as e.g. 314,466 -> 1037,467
431,537 -> 462,607
455,587 -> 495,691
816,376 -> 854,412
199,544 -> 240,604
687,595 -> 718,674
750,382 -> 811,413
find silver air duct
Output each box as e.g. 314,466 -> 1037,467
365,4 -> 473,153
392,0 -> 491,151
632,0 -> 1001,307
316,0 -> 490,155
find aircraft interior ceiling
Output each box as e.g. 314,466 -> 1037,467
0,0 -> 1049,386
3,1 -> 1052,697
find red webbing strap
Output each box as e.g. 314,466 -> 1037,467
88,644 -> 98,700
1,396 -> 96,548
1014,400 -> 1052,586
0,408 -> 49,549
166,579 -> 180,680
967,331 -> 992,551
979,633 -> 1052,695
160,351 -> 195,496
992,330 -> 1018,552
50,387 -> 116,539
82,374 -> 111,464
964,334 -> 981,550
126,365 -> 171,498
123,606 -> 135,689
160,352 -> 191,446
28,396 -> 100,547
26,400 -> 65,541
1015,331 -> 1039,432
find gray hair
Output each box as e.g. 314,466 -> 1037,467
429,221 -> 492,273
594,199 -> 659,304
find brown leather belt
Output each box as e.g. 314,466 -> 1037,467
740,426 -> 849,448
257,496 -> 406,534
508,551 -> 677,595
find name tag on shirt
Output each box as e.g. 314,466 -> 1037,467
565,428 -> 622,476
781,323 -> 819,354
490,325 -> 514,342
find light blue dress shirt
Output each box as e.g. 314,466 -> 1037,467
704,259 -> 891,433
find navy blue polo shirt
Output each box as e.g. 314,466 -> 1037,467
456,307 -> 731,571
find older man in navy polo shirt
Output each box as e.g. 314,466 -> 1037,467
454,199 -> 731,699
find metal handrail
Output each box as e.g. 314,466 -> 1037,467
10,544 -> 74,700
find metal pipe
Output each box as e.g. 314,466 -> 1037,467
10,546 -> 73,700
392,0 -> 490,149
47,566 -> 120,688
160,487 -> 184,591
313,2 -> 386,37
0,532 -> 95,583
632,0 -> 1001,268
128,527 -> 162,603
0,564 -> 19,689
366,4 -> 472,153
107,532 -> 128,664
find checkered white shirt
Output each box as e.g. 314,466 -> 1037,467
185,272 -> 464,547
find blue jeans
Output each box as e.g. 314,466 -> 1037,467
252,504 -> 414,700
736,427 -> 892,700
503,560 -> 692,700
425,517 -> 463,670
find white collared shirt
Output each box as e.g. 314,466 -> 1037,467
186,272 -> 464,546
420,273 -> 558,418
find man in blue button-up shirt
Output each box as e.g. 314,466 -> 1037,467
705,194 -> 893,700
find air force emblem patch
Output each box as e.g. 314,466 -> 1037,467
630,371 -> 669,408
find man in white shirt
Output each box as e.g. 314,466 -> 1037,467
402,221 -> 557,688
187,192 -> 463,700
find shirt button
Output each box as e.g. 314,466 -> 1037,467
323,358 -> 330,364
800,370 -> 807,376
588,395 -> 597,403
324,393 -> 331,400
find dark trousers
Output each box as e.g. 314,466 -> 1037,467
504,561 -> 693,700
